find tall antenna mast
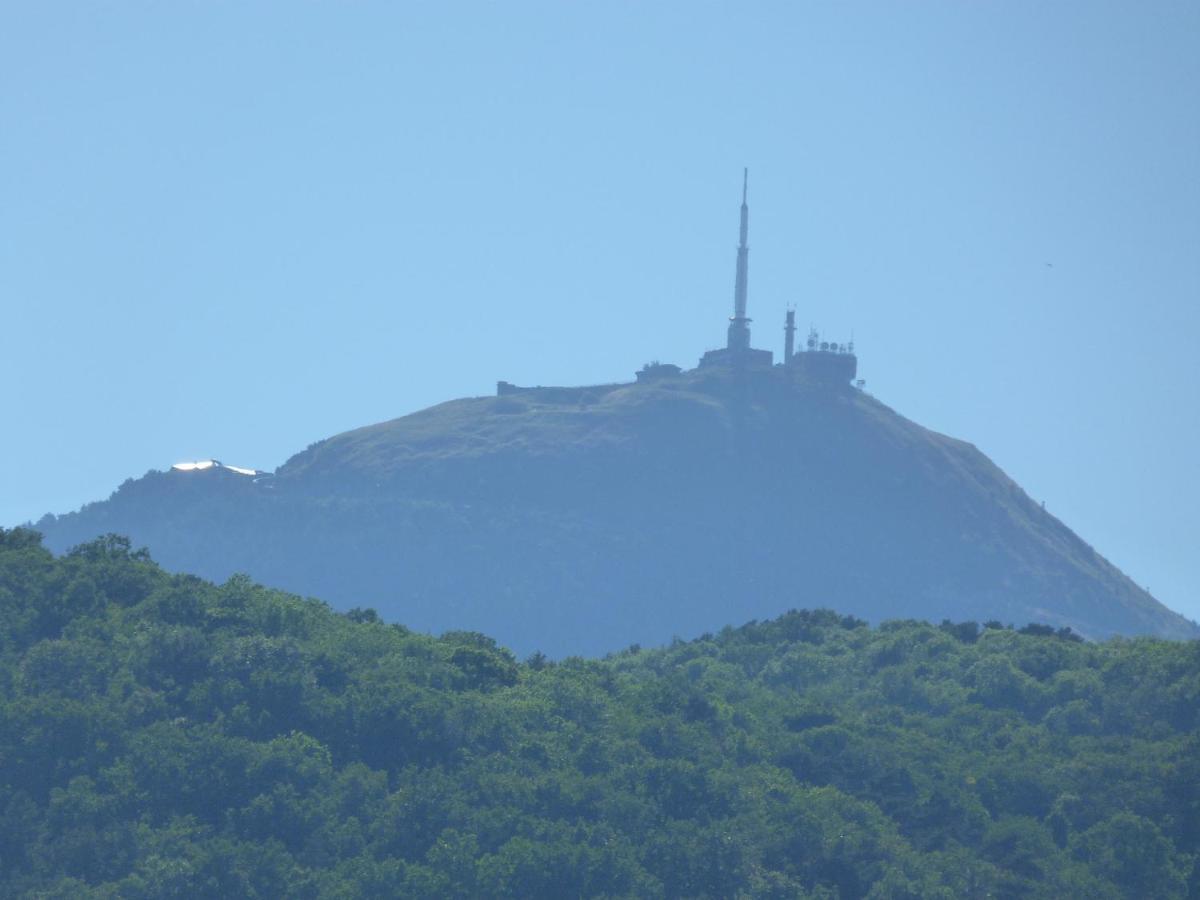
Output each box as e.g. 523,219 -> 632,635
727,168 -> 752,351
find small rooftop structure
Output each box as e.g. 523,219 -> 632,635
636,362 -> 682,383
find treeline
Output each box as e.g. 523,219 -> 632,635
0,528 -> 1196,898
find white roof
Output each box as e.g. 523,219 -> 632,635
171,460 -> 217,471
171,459 -> 260,476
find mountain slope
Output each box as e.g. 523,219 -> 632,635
35,366 -> 1198,655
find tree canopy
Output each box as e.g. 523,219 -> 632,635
0,527 -> 1196,897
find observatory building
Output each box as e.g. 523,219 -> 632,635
787,324 -> 858,383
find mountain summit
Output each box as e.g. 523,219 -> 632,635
33,175 -> 1198,653
35,364 -> 1198,655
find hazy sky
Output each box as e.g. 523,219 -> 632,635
3,3 -> 1197,623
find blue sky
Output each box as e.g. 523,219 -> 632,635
2,2 -> 1197,622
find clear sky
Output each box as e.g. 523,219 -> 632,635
2,2 -> 1197,623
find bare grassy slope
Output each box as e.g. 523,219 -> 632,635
37,368 -> 1198,655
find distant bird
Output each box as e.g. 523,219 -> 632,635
1045,262 -> 1054,268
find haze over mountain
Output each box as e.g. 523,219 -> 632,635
34,362 -> 1197,657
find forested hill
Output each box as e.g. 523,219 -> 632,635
34,366 -> 1198,656
2,528 -> 1196,898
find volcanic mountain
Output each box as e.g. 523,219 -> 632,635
34,366 -> 1198,655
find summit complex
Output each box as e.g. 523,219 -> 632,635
500,170 -> 860,399
696,169 -> 858,384
32,174 -> 1200,655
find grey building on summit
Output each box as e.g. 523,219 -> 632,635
790,325 -> 858,383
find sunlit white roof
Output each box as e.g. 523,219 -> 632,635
171,459 -> 261,476
172,460 -> 217,472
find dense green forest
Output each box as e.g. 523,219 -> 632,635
1,528 -> 1196,898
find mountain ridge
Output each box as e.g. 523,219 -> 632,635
34,366 -> 1198,654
